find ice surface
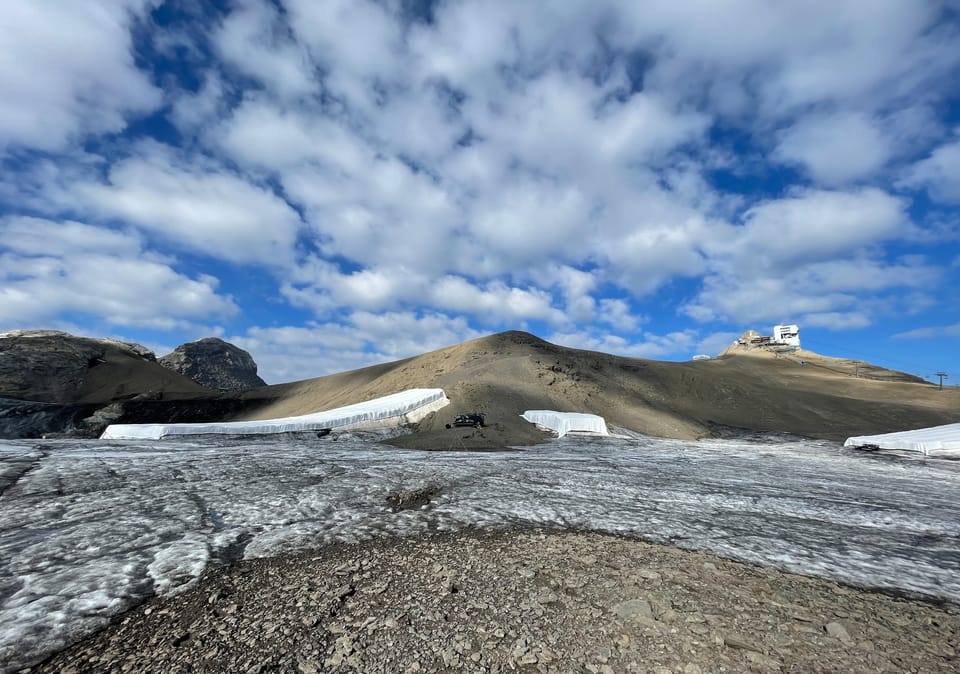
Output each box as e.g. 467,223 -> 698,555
100,388 -> 449,439
2,433 -> 960,671
521,410 -> 609,437
845,421 -> 960,455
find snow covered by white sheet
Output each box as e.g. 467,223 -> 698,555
101,388 -> 449,440
844,422 -> 960,456
521,410 -> 609,437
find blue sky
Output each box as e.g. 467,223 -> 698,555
1,0 -> 959,385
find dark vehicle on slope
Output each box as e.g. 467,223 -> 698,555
450,413 -> 485,428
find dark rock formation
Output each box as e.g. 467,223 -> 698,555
159,338 -> 266,392
0,397 -> 101,439
0,330 -> 161,403
0,330 -> 225,438
0,395 -> 277,439
78,397 -> 276,439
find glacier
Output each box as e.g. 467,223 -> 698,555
2,432 -> 959,672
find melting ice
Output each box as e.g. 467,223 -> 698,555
2,432 -> 960,672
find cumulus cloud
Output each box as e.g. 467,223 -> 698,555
232,312 -> 483,382
684,256 -> 938,327
774,112 -> 892,185
429,277 -> 566,325
283,260 -> 568,327
900,133 -> 960,204
0,217 -> 237,329
614,0 -> 954,118
550,328 -> 699,360
716,188 -> 907,265
214,0 -> 317,100
695,331 -> 742,357
74,143 -> 303,266
0,1 -> 161,153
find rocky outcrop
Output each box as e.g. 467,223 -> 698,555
0,397 -> 101,439
159,338 -> 266,392
0,330 -> 226,438
0,330 -> 160,403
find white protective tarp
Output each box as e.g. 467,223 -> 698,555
844,422 -> 960,456
101,388 -> 449,440
521,410 -> 609,438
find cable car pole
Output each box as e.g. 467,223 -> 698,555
935,372 -> 949,390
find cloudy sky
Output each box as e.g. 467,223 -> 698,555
1,1 -> 959,384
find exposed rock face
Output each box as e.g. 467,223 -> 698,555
0,330 -> 158,403
0,330 -> 231,438
0,397 -> 101,439
159,338 -> 266,392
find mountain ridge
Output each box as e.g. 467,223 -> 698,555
236,330 -> 959,449
3,329 -> 957,445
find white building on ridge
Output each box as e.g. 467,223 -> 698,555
772,324 -> 800,347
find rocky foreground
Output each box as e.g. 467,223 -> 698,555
35,530 -> 959,674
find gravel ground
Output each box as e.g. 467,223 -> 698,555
32,529 -> 960,674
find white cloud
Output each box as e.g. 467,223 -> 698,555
285,0 -> 403,82
0,1 -> 161,153
893,323 -> 960,340
683,186 -> 930,329
464,179 -> 595,274
75,143 -> 303,266
283,259 -> 417,313
1,217 -> 143,258
429,277 -> 565,325
800,311 -> 872,330
597,299 -> 641,333
283,259 -> 569,327
0,217 -> 237,329
599,210 -> 709,294
709,188 -> 908,267
231,324 -> 385,383
774,112 -> 891,185
696,331 -> 742,356
615,0 -> 953,118
900,133 -> 960,204
214,0 -> 317,100
170,71 -> 229,135
683,274 -> 857,325
683,256 -> 937,327
550,328 -> 699,360
232,312 -> 483,383
216,97 -> 372,172
348,311 -> 483,358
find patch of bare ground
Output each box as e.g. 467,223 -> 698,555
36,529 -> 959,674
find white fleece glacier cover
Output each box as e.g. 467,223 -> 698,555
844,422 -> 960,455
521,410 -> 609,437
100,388 -> 449,440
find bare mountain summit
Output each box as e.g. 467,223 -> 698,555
237,330 -> 960,449
159,338 -> 266,392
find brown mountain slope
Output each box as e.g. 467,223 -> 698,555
0,331 -> 210,404
76,349 -> 213,404
237,331 -> 960,448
